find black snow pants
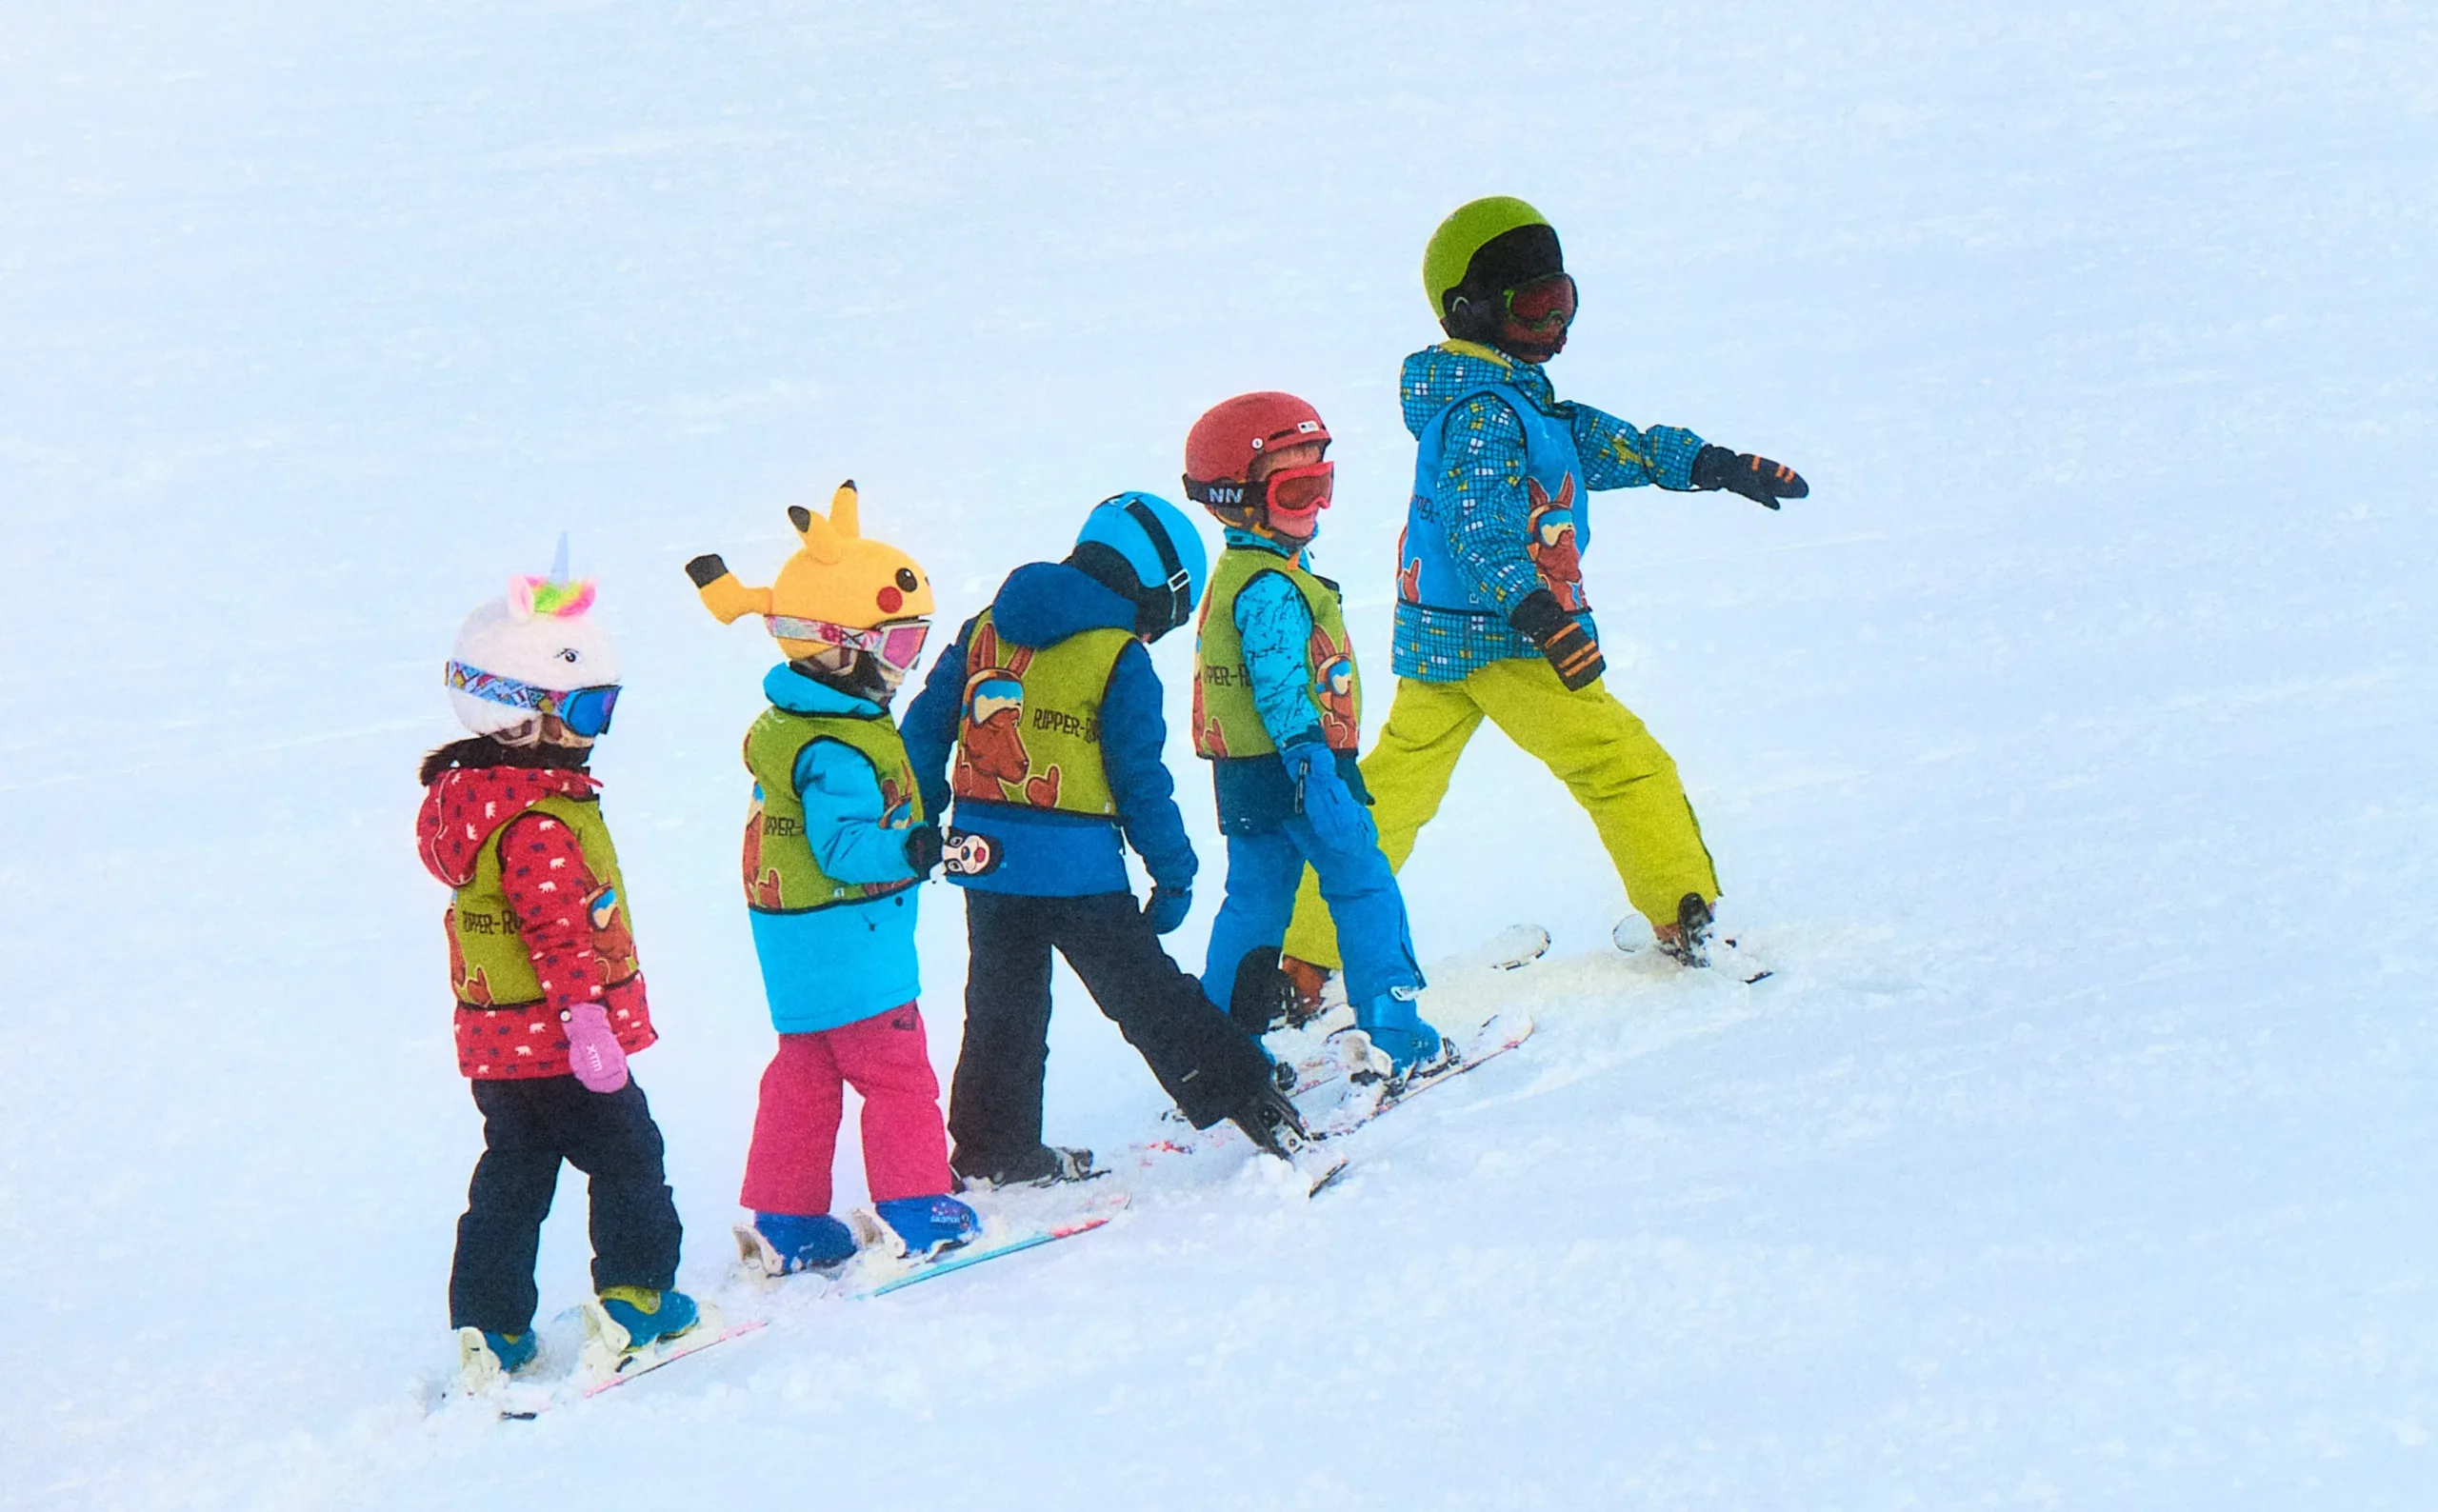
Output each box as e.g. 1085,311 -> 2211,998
949,889 -> 1272,1180
448,1074 -> 683,1335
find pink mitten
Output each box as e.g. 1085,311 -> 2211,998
563,1004 -> 629,1093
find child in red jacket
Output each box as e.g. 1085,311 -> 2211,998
417,555 -> 703,1389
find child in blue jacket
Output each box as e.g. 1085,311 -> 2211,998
1181,392 -> 1445,1082
900,492 -> 1306,1185
686,483 -> 977,1273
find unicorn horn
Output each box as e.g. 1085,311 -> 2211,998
550,531 -> 571,584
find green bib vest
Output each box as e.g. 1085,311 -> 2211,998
1192,548 -> 1364,759
448,792 -> 640,1009
741,706 -> 924,914
949,608 -> 1126,817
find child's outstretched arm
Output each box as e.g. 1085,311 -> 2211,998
793,742 -> 922,885
1567,401 -> 1809,507
1564,403 -> 1707,491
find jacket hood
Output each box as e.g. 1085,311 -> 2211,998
417,765 -> 601,888
1400,341 -> 1555,438
989,561 -> 1136,648
763,661 -> 886,719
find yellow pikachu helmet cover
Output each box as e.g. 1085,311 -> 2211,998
684,480 -> 934,662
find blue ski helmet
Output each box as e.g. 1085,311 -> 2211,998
1069,490 -> 1209,642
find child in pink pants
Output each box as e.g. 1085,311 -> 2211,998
688,484 -> 975,1272
741,1005 -> 953,1224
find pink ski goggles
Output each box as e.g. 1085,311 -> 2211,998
765,614 -> 931,673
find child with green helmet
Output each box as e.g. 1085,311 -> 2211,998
1278,195 -> 1809,990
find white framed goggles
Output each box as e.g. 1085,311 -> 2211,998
765,614 -> 931,672
445,661 -> 621,737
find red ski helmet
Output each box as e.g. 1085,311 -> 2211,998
1183,392 -> 1333,532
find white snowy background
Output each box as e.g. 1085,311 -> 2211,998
5,0 -> 2434,1506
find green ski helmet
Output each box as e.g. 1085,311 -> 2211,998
1422,196 -> 1573,358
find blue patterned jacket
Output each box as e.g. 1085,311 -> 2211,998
1392,342 -> 1708,681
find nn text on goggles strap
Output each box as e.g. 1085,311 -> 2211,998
1187,460 -> 1333,517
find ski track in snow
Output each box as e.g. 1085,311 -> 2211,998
5,0 -> 2436,1507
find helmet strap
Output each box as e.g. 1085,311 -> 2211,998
1068,509 -> 1190,642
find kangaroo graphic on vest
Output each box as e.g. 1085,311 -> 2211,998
953,619 -> 1064,808
585,883 -> 637,978
741,795 -> 784,908
1525,472 -> 1585,612
446,908 -> 496,1006
1396,525 -> 1423,606
1309,621 -> 1360,748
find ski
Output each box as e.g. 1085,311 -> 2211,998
1309,1010 -> 1535,1139
574,1298 -> 752,1397
1263,923 -> 1550,1096
575,1312 -> 764,1402
837,1191 -> 1129,1299
458,1305 -> 766,1421
1610,917 -> 1771,984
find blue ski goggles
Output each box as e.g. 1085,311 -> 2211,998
446,661 -> 622,737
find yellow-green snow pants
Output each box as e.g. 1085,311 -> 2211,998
1279,658 -> 1719,972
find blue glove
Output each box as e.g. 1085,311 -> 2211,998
1144,885 -> 1192,935
1282,742 -> 1376,852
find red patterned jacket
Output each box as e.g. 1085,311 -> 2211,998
416,766 -> 658,1080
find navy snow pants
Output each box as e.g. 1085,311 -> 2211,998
948,889 -> 1271,1182
448,1075 -> 682,1335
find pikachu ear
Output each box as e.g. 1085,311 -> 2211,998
829,480 -> 861,541
791,499 -> 846,564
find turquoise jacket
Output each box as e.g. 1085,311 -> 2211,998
746,663 -> 924,1034
1392,342 -> 1708,681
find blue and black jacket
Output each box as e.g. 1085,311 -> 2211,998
902,562 -> 1196,899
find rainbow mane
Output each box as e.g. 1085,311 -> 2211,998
510,574 -> 598,619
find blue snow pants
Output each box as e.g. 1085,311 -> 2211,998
1200,813 -> 1423,1020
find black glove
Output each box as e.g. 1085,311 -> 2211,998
903,824 -> 944,878
684,553 -> 729,587
1690,445 -> 1809,508
1508,587 -> 1605,691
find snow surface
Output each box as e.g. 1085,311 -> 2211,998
5,0 -> 2435,1506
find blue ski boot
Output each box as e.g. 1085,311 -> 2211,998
482,1328 -> 538,1372
1352,988 -> 1450,1085
456,1324 -> 539,1392
873,1195 -> 980,1258
746,1211 -> 858,1275
596,1285 -> 700,1346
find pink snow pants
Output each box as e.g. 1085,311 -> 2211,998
738,1003 -> 954,1217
